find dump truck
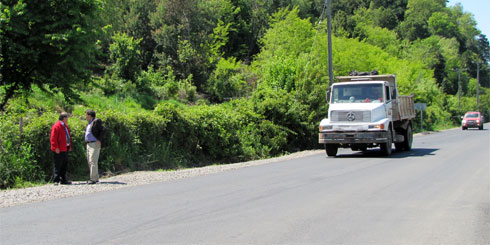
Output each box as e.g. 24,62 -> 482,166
318,74 -> 416,157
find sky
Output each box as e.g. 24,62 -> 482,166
447,0 -> 490,37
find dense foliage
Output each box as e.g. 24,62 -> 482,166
1,0 -> 489,188
0,0 -> 99,111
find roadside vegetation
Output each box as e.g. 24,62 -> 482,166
1,0 -> 489,189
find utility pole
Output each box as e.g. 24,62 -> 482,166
327,0 -> 333,88
476,62 -> 480,110
452,67 -> 463,111
457,68 -> 461,110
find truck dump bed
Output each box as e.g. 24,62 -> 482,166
398,95 -> 415,120
337,74 -> 396,85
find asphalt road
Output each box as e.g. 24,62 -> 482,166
1,125 -> 489,244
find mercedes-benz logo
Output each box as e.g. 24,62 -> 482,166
347,112 -> 356,121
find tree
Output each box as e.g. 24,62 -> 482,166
371,0 -> 408,24
448,4 -> 479,54
476,34 -> 489,64
205,57 -> 249,102
95,0 -> 130,57
150,0 -> 225,89
330,0 -> 369,37
124,0 -> 157,70
397,0 -> 445,41
108,32 -> 142,82
371,7 -> 399,30
476,34 -> 490,87
428,12 -> 457,38
0,0 -> 99,111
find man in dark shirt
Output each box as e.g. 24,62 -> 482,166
50,112 -> 72,185
85,109 -> 104,184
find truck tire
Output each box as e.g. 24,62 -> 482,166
380,130 -> 392,156
401,124 -> 413,151
325,144 -> 338,157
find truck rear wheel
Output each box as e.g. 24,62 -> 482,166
325,144 -> 338,157
380,130 -> 392,156
403,124 -> 413,150
397,124 -> 413,151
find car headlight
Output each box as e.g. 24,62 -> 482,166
462,120 -> 466,124
476,120 -> 480,123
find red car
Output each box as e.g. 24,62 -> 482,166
461,111 -> 484,130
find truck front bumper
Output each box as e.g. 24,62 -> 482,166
319,131 -> 389,144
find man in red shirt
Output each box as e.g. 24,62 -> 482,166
50,112 -> 72,185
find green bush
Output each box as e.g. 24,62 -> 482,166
108,32 -> 142,82
0,114 -> 43,188
136,66 -> 197,103
153,99 -> 292,164
206,57 -> 251,102
251,86 -> 313,151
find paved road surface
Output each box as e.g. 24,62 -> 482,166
1,125 -> 489,244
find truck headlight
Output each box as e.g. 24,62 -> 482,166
319,125 -> 333,131
369,124 -> 384,130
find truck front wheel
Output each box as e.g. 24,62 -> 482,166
325,144 -> 338,157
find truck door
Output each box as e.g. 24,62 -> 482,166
389,85 -> 400,121
384,85 -> 392,121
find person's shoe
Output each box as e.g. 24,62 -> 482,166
60,180 -> 72,185
87,180 -> 97,185
53,181 -> 60,186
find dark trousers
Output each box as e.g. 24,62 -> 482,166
53,151 -> 69,182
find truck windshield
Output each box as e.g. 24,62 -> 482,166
332,84 -> 384,104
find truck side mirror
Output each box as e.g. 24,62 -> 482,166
460,116 -> 464,119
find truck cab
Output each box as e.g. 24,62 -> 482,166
319,74 -> 415,157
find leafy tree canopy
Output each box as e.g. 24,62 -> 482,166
0,0 -> 100,111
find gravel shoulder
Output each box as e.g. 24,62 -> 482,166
0,150 -> 323,208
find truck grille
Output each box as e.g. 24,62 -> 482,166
330,110 -> 371,122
